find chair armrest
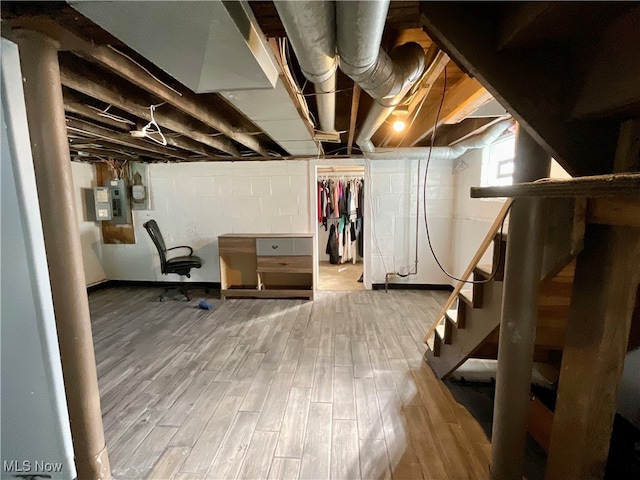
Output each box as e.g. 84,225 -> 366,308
166,245 -> 194,256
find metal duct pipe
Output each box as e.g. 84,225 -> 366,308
366,118 -> 513,161
274,1 -> 337,133
354,43 -> 426,152
336,0 -> 425,152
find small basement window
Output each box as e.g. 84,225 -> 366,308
481,134 -> 516,187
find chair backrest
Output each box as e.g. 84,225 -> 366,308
143,220 -> 168,273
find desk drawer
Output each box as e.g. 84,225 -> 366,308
293,238 -> 313,256
219,237 -> 256,255
257,255 -> 313,273
256,238 -> 294,256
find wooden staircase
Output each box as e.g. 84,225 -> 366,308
424,200 -> 578,379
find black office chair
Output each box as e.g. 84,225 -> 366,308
143,219 -> 203,301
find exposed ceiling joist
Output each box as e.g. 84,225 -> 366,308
63,100 -> 131,131
347,84 -> 361,156
66,117 -> 191,159
407,48 -> 449,113
402,76 -> 491,146
4,16 -> 272,157
71,149 -> 140,162
69,140 -> 180,162
59,61 -> 241,157
76,44 -> 272,157
64,103 -> 222,160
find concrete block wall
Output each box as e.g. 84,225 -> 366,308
450,149 -> 506,277
367,157 -> 454,285
450,150 -> 571,278
99,160 -> 311,282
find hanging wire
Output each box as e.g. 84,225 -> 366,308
107,45 -> 183,97
422,67 -> 510,284
87,104 -> 136,125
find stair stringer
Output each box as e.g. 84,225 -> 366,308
425,279 -> 504,379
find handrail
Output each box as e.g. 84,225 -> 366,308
423,198 -> 514,344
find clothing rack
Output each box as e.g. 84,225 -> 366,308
317,166 -> 364,173
317,167 -> 364,178
318,175 -> 364,181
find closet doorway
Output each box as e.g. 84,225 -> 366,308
315,166 -> 365,291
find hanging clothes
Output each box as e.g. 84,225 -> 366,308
326,224 -> 340,264
349,221 -> 362,265
357,178 -> 364,218
317,181 -> 323,223
319,174 -> 365,264
332,180 -> 340,218
357,218 -> 364,258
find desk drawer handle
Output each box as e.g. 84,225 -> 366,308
271,245 -> 278,249
279,262 -> 289,266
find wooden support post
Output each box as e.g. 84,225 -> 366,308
546,225 -> 640,479
14,30 -> 112,480
546,118 -> 640,479
490,125 -> 550,479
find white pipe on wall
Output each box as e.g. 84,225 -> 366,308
365,119 -> 514,161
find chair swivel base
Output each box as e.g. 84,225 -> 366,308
158,284 -> 192,302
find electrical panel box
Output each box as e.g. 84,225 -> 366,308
130,162 -> 151,210
109,179 -> 130,225
94,186 -> 112,220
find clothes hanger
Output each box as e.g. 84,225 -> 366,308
141,104 -> 167,146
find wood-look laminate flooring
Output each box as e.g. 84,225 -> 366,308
318,261 -> 364,291
89,286 -> 491,480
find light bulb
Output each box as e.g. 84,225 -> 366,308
393,120 -> 406,132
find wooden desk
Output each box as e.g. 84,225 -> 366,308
218,233 -> 314,300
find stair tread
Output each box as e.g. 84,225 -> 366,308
426,329 -> 436,351
460,287 -> 473,298
445,308 -> 459,324
459,288 -> 474,305
435,324 -> 446,339
476,264 -> 493,276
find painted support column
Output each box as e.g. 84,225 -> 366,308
13,30 -> 112,480
490,126 -> 550,479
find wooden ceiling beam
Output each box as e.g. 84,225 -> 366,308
4,17 -> 270,157
63,100 -> 132,132
66,117 -> 191,159
59,61 -> 240,157
402,76 -> 491,146
70,148 -> 142,163
77,46 -> 271,157
407,49 -> 449,113
65,112 -> 218,159
347,84 -> 361,155
68,141 -> 173,162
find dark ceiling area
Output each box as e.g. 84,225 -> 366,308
1,0 -> 481,163
2,1 -> 638,176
